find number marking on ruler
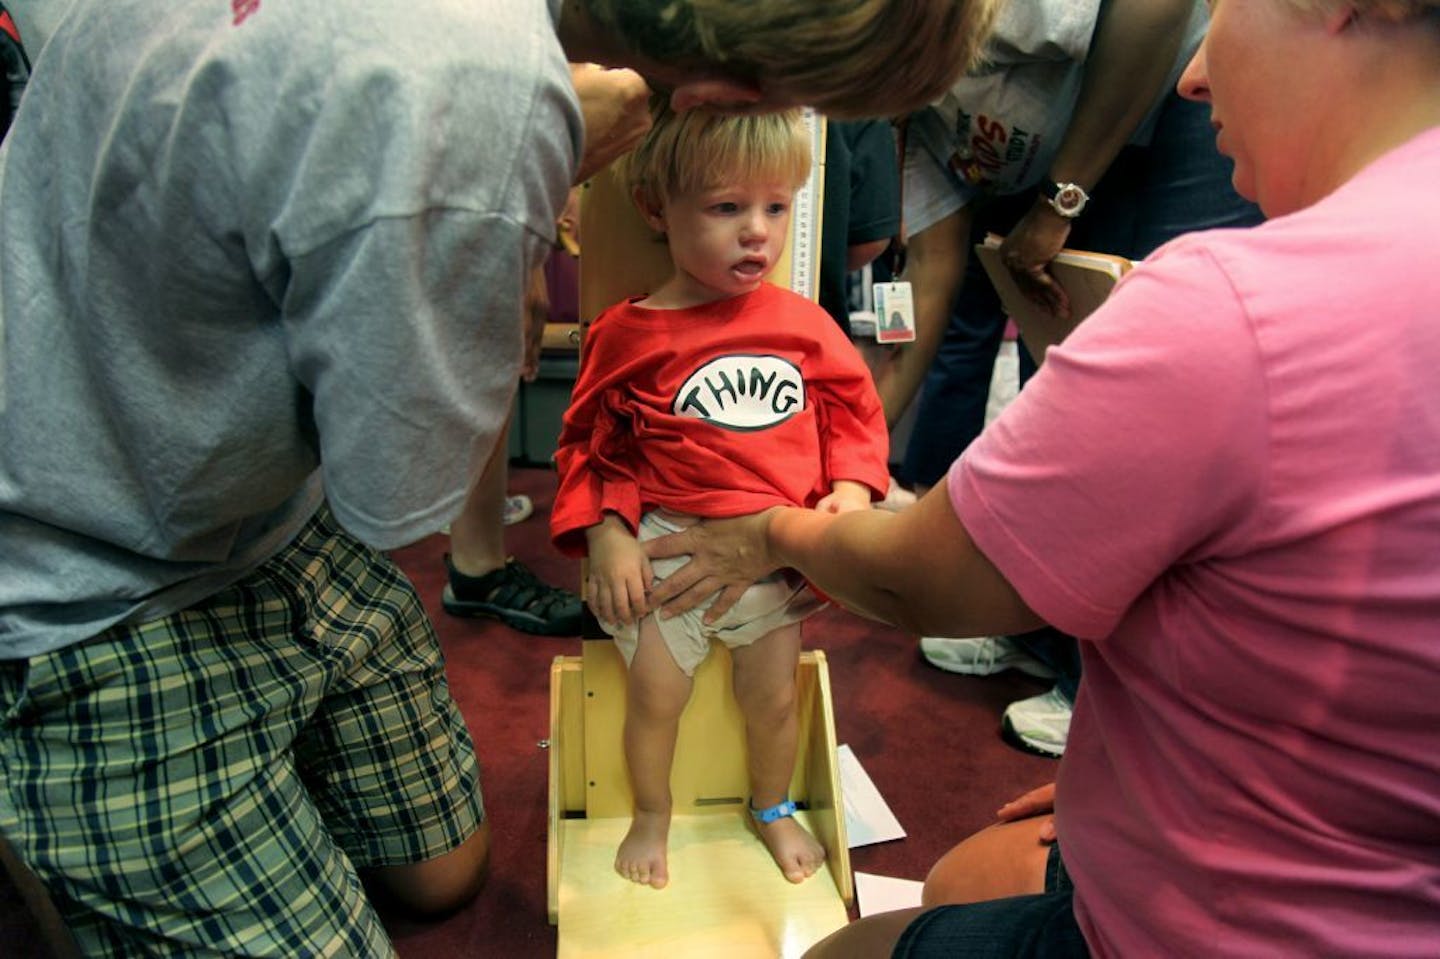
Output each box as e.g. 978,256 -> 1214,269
788,109 -> 823,300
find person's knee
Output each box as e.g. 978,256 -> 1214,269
736,676 -> 796,726
367,821 -> 491,918
922,820 -> 1050,907
627,672 -> 692,722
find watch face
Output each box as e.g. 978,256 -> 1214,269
1056,184 -> 1086,214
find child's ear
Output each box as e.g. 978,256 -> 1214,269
632,186 -> 667,233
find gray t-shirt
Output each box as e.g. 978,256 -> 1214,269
3,0 -> 73,54
0,0 -> 582,657
903,0 -> 1207,235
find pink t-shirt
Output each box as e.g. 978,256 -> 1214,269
953,126 -> 1440,956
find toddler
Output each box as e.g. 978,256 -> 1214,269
550,106 -> 889,890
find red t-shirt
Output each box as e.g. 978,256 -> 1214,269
551,282 -> 889,556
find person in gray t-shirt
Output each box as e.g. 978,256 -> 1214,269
0,0 -> 1000,952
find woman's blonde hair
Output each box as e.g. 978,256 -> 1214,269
583,0 -> 1004,119
623,105 -> 812,209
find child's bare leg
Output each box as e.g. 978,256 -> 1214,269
617,617 -> 692,889
731,623 -> 825,883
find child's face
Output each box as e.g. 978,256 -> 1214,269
652,179 -> 794,304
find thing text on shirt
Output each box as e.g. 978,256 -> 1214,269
674,354 -> 805,431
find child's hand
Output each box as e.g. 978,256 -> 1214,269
585,515 -> 653,625
815,480 -> 872,515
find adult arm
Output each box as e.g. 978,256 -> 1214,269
844,120 -> 901,271
569,63 -> 652,184
521,261 -> 551,382
1001,0 -> 1195,312
847,238 -> 891,272
874,206 -> 972,428
649,239 -> 1267,635
647,483 -> 1043,637
523,69 -> 646,380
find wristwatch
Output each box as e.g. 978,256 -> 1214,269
1039,179 -> 1090,219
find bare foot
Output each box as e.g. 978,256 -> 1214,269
615,809 -> 670,889
755,815 -> 826,883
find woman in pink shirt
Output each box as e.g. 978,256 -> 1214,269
646,2 -> 1440,956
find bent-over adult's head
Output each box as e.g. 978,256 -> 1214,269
575,0 -> 1003,118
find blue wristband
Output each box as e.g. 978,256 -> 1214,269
749,799 -> 798,824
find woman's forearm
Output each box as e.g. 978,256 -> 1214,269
769,507 -> 908,624
767,490 -> 1044,637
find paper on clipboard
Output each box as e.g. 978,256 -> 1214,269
838,743 -> 906,848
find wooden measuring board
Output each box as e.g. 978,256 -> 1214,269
548,643 -> 851,957
554,813 -> 846,958
786,109 -> 825,302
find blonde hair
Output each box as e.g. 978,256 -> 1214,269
623,105 -> 812,209
583,0 -> 1005,119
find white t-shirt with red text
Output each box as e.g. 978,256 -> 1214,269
903,0 -> 1207,235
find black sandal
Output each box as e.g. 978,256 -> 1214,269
441,555 -> 582,636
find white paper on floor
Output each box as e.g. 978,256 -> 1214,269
855,871 -> 925,917
838,743 -> 906,848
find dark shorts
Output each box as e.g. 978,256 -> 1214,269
893,845 -> 1089,958
0,506 -> 483,957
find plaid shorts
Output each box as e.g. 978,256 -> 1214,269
0,507 -> 484,957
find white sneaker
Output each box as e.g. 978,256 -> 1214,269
919,635 -> 1056,679
502,493 -> 534,526
1001,687 -> 1072,757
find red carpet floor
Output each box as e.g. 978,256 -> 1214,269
0,465 -> 1056,957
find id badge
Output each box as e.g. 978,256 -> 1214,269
872,281 -> 916,343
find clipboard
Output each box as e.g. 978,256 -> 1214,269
973,234 -> 1133,364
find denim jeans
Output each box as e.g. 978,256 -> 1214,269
893,844 -> 1084,957
894,891 -> 1088,958
1013,625 -> 1083,703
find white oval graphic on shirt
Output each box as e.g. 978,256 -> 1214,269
672,354 -> 805,431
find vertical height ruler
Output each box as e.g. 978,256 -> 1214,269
788,110 -> 825,301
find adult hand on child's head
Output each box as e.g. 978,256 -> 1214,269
570,63 -> 653,184
643,510 -> 784,622
1000,205 -> 1074,322
996,782 -> 1057,844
